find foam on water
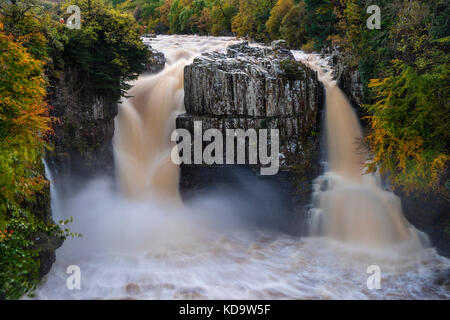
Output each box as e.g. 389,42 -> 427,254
32,178 -> 450,300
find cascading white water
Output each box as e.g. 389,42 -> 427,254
292,52 -> 427,248
113,36 -> 237,200
31,37 -> 449,300
315,85 -> 427,246
113,62 -> 185,200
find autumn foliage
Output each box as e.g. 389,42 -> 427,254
0,22 -> 53,215
0,21 -> 58,299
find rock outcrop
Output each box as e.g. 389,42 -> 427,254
38,67 -> 116,279
400,188 -> 450,257
46,67 -> 117,185
177,41 -> 324,234
330,53 -> 364,107
142,37 -> 166,74
180,41 -> 323,167
144,44 -> 166,74
41,41 -> 165,279
33,162 -> 63,278
46,41 -> 165,187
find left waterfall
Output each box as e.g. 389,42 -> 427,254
113,61 -> 185,200
113,36 -> 236,200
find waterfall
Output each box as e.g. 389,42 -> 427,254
43,158 -> 62,221
113,61 -> 185,200
114,39 -> 428,247
29,37 -> 448,300
293,52 -> 428,248
113,36 -> 236,200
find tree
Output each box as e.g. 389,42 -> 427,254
279,1 -> 308,48
0,0 -> 50,60
0,0 -> 42,33
364,1 -> 450,196
60,0 -> 149,100
232,0 -> 276,42
167,0 -> 183,33
304,0 -> 338,49
0,21 -> 59,299
266,0 -> 294,40
209,0 -> 238,35
141,0 -> 163,21
0,22 -> 52,210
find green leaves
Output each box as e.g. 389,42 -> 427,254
304,0 -> 337,49
60,0 -> 149,101
0,212 -> 75,299
365,56 -> 449,195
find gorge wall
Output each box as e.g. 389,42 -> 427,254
31,161 -> 63,278
38,47 -> 160,278
46,68 -> 117,185
34,67 -> 117,280
46,41 -> 165,188
330,53 -> 364,108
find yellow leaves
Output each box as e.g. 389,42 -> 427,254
368,77 -> 389,89
430,155 -> 450,185
365,59 -> 449,196
266,0 -> 294,39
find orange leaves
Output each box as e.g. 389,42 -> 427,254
0,229 -> 14,242
0,23 -> 52,141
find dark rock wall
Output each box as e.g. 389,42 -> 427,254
32,162 -> 63,278
46,68 -> 117,182
37,44 -> 165,278
179,165 -> 308,235
46,41 -> 165,185
34,67 -> 117,280
400,190 -> 450,257
330,54 -> 364,107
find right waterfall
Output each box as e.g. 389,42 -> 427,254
308,74 -> 428,248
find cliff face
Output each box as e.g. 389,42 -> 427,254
37,45 -> 164,278
47,42 -> 165,183
46,68 -> 117,182
34,67 -> 116,280
330,54 -> 364,107
177,41 -> 324,234
181,41 -> 323,167
399,190 -> 450,257
33,162 -> 63,278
